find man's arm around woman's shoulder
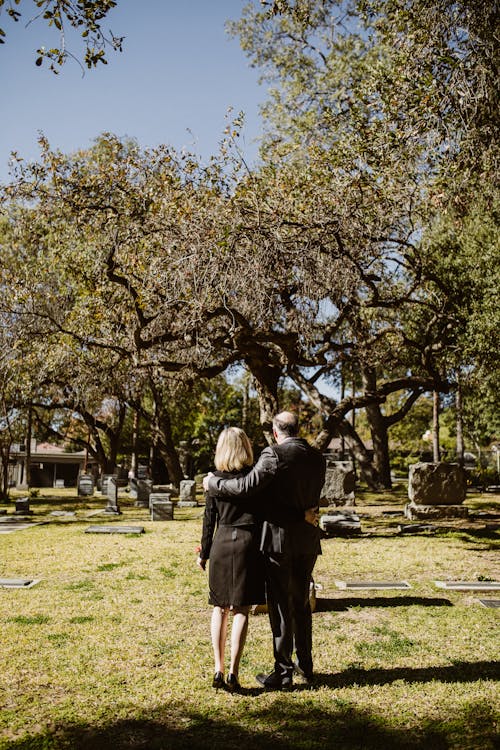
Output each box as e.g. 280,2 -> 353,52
203,446 -> 279,499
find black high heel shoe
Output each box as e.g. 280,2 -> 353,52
226,673 -> 241,693
212,671 -> 225,689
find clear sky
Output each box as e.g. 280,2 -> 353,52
0,0 -> 265,183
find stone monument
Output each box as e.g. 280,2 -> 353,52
320,460 -> 356,507
405,462 -> 468,519
178,479 -> 197,507
129,478 -> 152,508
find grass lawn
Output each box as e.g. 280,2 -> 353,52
0,486 -> 498,749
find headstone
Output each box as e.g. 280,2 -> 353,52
320,461 -> 356,506
409,462 -> 467,504
77,474 -> 94,497
150,498 -> 174,521
178,479 -> 197,507
478,599 -> 500,608
320,510 -> 361,536
335,580 -> 412,590
104,477 -> 121,514
54,479 -> 65,488
130,478 -> 152,508
15,497 -> 32,515
100,474 -> 115,496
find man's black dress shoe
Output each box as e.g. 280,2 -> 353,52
226,673 -> 241,693
256,671 -> 293,690
212,671 -> 225,689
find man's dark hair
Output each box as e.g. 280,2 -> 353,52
273,412 -> 299,437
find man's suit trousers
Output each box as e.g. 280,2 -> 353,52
264,549 -> 317,679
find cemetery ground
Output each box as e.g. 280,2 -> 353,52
0,486 -> 498,750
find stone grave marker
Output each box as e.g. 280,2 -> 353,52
100,474 -> 115,496
320,510 -> 361,536
15,497 -> 32,515
335,580 -> 412,590
398,523 -> 438,534
321,460 -> 356,507
130,478 -> 152,508
149,492 -> 173,520
405,462 -> 468,519
477,599 -> 500,608
434,580 -> 500,591
0,578 -> 41,588
104,476 -> 125,514
178,479 -> 197,507
77,474 -> 94,497
85,525 -> 144,534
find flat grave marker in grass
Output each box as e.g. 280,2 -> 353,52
85,525 -> 145,534
0,520 -> 45,534
335,580 -> 412,590
434,581 -> 500,591
0,578 -> 41,588
477,599 -> 500,608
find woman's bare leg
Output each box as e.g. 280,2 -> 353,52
229,607 -> 250,677
211,606 -> 229,673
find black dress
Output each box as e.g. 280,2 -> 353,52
200,469 -> 265,608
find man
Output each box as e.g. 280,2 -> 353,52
203,411 -> 326,690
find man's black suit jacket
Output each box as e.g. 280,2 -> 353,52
207,437 -> 326,557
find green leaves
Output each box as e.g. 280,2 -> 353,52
1,0 -> 122,71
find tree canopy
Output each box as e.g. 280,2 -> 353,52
0,0 -> 123,70
1,1 -> 497,490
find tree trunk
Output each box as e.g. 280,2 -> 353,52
362,367 -> 392,489
25,406 -> 33,489
246,361 -> 280,444
130,409 -> 139,477
0,442 -> 10,499
365,401 -> 392,489
316,414 -> 381,490
432,390 -> 441,463
155,407 -> 183,487
455,379 -> 464,466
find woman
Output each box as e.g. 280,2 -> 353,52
197,427 -> 265,692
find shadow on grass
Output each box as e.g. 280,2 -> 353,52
5,695 -> 498,750
309,659 -> 500,690
315,596 -> 453,611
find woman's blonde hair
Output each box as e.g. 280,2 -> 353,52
214,427 -> 253,472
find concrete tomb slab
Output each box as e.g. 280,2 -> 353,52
398,523 -> 438,534
85,525 -> 145,534
478,599 -> 500,608
335,580 -> 412,590
0,578 -> 41,588
320,511 -> 361,536
0,521 -> 42,534
434,581 -> 500,591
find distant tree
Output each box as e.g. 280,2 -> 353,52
0,0 -> 123,71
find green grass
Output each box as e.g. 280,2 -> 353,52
0,488 -> 498,749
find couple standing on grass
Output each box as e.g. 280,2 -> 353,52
197,411 -> 326,692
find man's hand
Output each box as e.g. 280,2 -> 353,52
305,507 -> 319,527
202,472 -> 214,492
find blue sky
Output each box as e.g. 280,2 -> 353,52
0,0 -> 265,183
